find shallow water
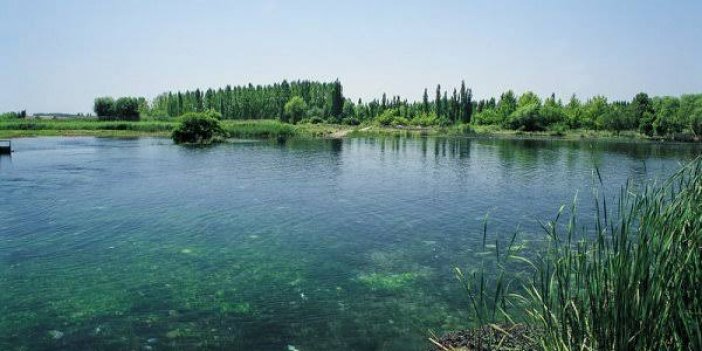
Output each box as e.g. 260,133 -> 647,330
0,136 -> 699,350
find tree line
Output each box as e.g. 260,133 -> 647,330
0,110 -> 26,119
94,80 -> 702,138
93,97 -> 146,120
149,80 -> 345,122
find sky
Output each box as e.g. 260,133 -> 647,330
1,0 -> 701,114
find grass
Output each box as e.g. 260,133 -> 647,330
220,119 -> 296,139
0,119 -> 176,138
527,159 -> 702,350
0,118 -> 354,139
443,158 -> 702,350
0,117 -> 664,142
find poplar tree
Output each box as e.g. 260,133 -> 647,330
330,80 -> 344,120
435,84 -> 442,118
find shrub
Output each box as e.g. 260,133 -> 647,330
341,117 -> 360,126
473,109 -> 503,126
392,116 -> 410,126
548,123 -> 567,136
308,116 -> 324,124
171,113 -> 226,144
506,104 -> 546,131
411,113 -> 439,126
376,109 -> 399,126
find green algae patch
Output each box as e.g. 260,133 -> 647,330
219,302 -> 251,314
357,272 -> 420,291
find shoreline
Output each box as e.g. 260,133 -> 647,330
0,119 -> 698,143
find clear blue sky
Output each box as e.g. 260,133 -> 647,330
1,0 -> 701,114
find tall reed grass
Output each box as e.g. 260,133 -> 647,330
451,158 -> 702,350
220,120 -> 296,139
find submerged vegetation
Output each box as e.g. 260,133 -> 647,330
438,158 -> 702,350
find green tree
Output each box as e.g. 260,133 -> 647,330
497,90 -> 517,121
679,94 -> 702,136
284,96 -> 307,124
460,81 -> 473,124
330,80 -> 344,121
631,92 -> 655,136
94,97 -> 115,117
582,96 -> 608,130
652,96 -> 682,135
435,84 -> 442,118
114,97 -> 140,120
565,94 -> 583,128
517,91 -> 541,108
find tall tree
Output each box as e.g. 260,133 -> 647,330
330,80 -> 344,120
435,84 -> 442,118
631,92 -> 655,136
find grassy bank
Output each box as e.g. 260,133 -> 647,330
0,119 -> 176,138
1,118 -> 694,142
435,158 -> 702,350
0,118 -> 354,139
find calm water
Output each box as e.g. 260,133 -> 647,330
0,137 -> 699,350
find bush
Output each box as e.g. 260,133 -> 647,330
548,123 -> 567,136
308,116 -> 324,124
410,113 -> 439,127
341,117 -> 360,126
392,116 -> 410,126
376,109 -> 398,126
473,109 -> 503,126
171,113 -> 226,144
506,104 -> 546,131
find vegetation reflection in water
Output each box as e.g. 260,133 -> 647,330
0,136 -> 700,350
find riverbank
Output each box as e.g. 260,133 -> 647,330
1,118 -> 696,142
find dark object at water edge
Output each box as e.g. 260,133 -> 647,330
0,139 -> 12,154
430,324 -> 538,351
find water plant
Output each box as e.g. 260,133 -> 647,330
525,158 -> 702,350
441,158 -> 702,350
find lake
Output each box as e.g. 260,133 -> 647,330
0,136 -> 699,350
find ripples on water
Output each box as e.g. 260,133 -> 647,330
0,137 -> 699,350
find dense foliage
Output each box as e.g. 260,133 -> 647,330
150,80 -> 346,122
171,110 -> 226,144
0,110 -> 26,119
93,97 -> 143,120
94,80 -> 701,139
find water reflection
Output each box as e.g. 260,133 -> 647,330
0,154 -> 12,171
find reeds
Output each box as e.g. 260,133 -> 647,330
453,158 -> 702,350
220,120 -> 296,138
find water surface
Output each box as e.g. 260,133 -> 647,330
0,137 -> 699,350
